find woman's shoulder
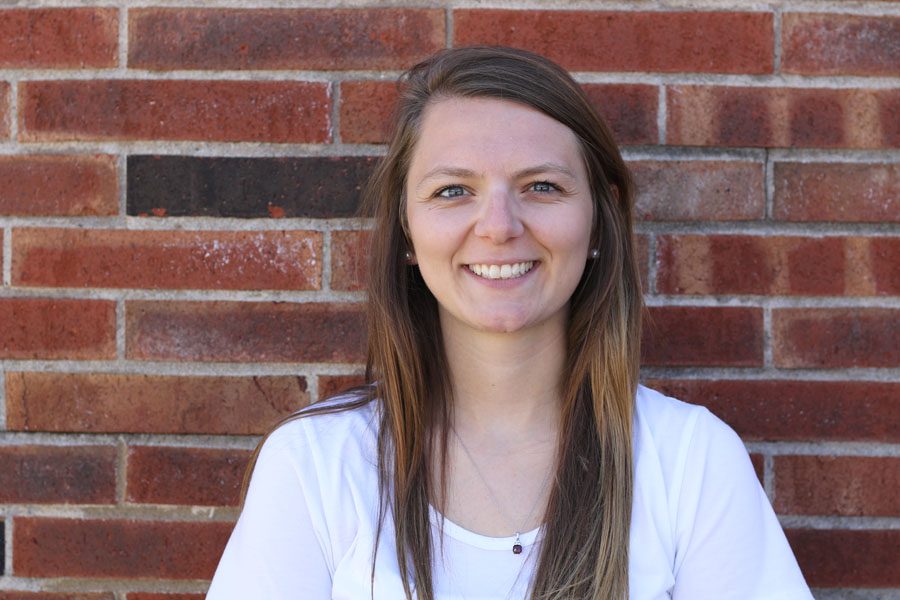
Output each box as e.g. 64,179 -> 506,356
263,388 -> 380,463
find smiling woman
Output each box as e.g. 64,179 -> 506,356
205,47 -> 813,600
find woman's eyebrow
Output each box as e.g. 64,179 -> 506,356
513,163 -> 576,179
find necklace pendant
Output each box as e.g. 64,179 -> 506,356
512,533 -> 523,555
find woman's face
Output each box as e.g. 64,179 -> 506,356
405,96 -> 594,337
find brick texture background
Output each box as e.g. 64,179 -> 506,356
0,1 -> 897,598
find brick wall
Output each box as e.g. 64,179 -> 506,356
0,1 -> 897,598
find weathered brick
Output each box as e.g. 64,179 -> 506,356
580,84 -> 659,145
0,445 -> 116,504
20,80 -> 329,143
646,379 -> 899,442
339,81 -> 398,144
783,14 -> 900,76
317,374 -> 366,401
656,235 -> 897,296
630,160 -> 764,221
454,10 -> 773,74
128,156 -> 376,218
0,298 -> 115,360
127,446 -> 251,506
773,162 -> 899,223
0,8 -> 117,68
331,230 -> 371,292
750,453 -> 764,485
13,228 -> 322,291
0,155 -> 117,216
129,8 -> 443,71
5,373 -> 308,435
641,307 -> 763,367
667,86 -> 899,148
772,308 -> 899,368
786,529 -> 900,587
127,301 -> 366,363
774,456 -> 900,517
13,518 -> 232,579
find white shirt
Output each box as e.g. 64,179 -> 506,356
207,385 -> 813,599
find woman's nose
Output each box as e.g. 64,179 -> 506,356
473,190 -> 525,243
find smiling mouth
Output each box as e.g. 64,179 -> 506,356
466,261 -> 535,280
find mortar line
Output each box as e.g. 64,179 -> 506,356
657,85 -> 666,145
773,7 -> 783,75
321,229 -> 333,292
3,227 -> 11,287
646,233 -> 658,296
116,300 -> 126,359
4,518 -> 10,577
765,148 -> 775,220
763,453 -> 775,500
329,80 -> 341,145
446,6 -> 454,48
118,153 -> 128,218
763,305 -> 774,368
118,5 -> 129,72
7,80 -> 18,142
116,436 -> 127,505
0,371 -> 6,433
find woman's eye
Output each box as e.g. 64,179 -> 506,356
531,181 -> 557,193
436,185 -> 467,198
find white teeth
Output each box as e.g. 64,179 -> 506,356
467,261 -> 535,280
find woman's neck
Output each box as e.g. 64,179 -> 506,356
440,314 -> 566,446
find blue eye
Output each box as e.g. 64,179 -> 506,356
437,185 -> 467,198
531,181 -> 557,193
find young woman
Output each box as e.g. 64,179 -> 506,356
207,47 -> 813,600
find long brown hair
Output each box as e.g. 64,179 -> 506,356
245,46 -> 642,599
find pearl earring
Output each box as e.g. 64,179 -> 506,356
589,249 -> 600,259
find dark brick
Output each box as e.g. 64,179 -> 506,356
641,307 -> 763,367
129,8 -> 444,71
646,379 -> 899,442
0,445 -> 116,504
126,301 -> 367,363
787,529 -> 900,587
128,155 -> 376,218
13,517 -> 232,579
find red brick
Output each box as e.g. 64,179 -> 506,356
129,8 -> 443,71
0,8 -> 117,68
5,373 -> 308,435
13,228 -> 322,291
127,595 -> 203,600
339,81 -> 397,144
317,374 -> 366,401
773,162 -> 900,223
581,84 -> 659,145
774,456 -> 900,517
0,156 -> 117,216
646,379 -> 899,442
641,307 -> 763,367
127,446 -> 251,506
783,14 -> 900,76
667,86 -> 899,148
773,308 -> 899,368
0,298 -> 115,360
630,160 -> 764,221
0,445 -> 115,504
786,529 -> 900,587
0,594 -> 115,600
126,301 -> 366,363
331,229 -> 371,292
454,10 -> 773,74
13,517 -> 232,579
657,235 -> 896,296
20,80 -> 329,143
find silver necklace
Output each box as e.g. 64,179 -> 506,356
451,426 -> 552,555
